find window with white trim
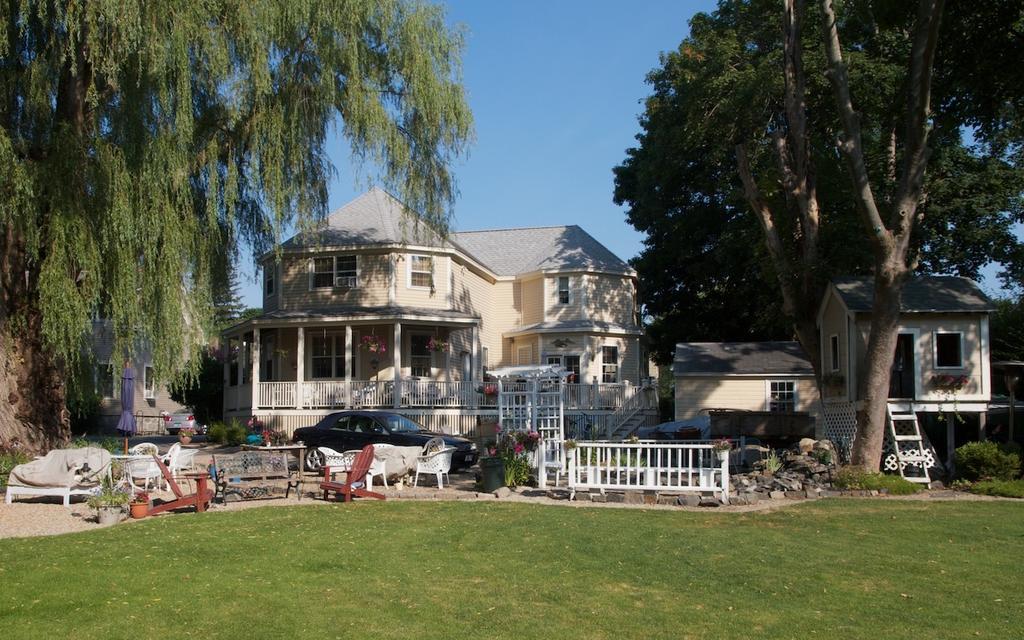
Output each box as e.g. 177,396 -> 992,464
557,276 -> 570,304
410,334 -> 432,377
547,354 -> 580,382
310,255 -> 358,290
264,264 -> 275,296
829,334 -> 840,372
767,380 -> 796,412
310,335 -> 347,379
143,366 -> 156,400
409,254 -> 434,288
601,346 -> 619,383
935,331 -> 964,368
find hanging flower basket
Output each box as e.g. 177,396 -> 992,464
361,335 -> 387,354
427,337 -> 449,353
931,374 -> 969,395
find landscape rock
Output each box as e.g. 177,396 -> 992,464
493,486 -> 511,499
769,490 -> 786,500
698,497 -> 722,507
623,491 -> 644,505
797,438 -> 816,454
606,492 -> 625,503
678,494 -> 701,507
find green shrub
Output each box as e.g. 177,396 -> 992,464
969,479 -> 1024,499
206,422 -> 227,444
833,468 -> 924,495
0,451 -> 31,489
68,436 -> 122,454
955,441 -> 1021,481
225,419 -> 247,446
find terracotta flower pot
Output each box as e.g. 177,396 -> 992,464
129,502 -> 149,519
179,435 -> 192,445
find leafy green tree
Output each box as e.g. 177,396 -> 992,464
0,1 -> 472,450
616,0 -> 1022,469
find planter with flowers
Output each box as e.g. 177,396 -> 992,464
360,334 -> 387,355
427,337 -> 449,353
711,438 -> 732,462
484,425 -> 541,488
129,492 -> 150,519
177,426 -> 196,445
87,477 -> 130,525
932,373 -> 970,420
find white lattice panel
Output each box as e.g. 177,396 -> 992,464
822,400 -> 857,464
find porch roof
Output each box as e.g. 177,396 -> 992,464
223,305 -> 480,334
503,319 -> 643,338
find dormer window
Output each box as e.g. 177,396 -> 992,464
409,254 -> 434,289
558,276 -> 570,304
310,255 -> 358,290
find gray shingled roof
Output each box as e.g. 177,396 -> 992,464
507,320 -> 642,336
225,305 -> 479,332
451,225 -> 631,276
280,188 -> 632,277
832,276 -> 993,313
281,188 -> 447,249
673,342 -> 814,376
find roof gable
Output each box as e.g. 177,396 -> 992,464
673,341 -> 814,376
281,188 -> 447,250
831,276 -> 993,313
451,225 -> 631,276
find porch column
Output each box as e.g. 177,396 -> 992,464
345,325 -> 353,408
222,336 -> 231,411
251,327 -> 261,411
471,325 -> 480,408
393,322 -> 402,409
946,412 -> 956,477
296,327 -> 304,410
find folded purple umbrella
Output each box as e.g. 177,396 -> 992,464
115,364 -> 137,437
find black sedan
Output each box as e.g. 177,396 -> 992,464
292,411 -> 479,471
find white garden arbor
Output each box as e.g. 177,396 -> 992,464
489,365 -> 568,487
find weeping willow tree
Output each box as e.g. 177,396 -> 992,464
0,1 -> 473,450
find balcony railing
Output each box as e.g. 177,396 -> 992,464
248,380 -> 654,412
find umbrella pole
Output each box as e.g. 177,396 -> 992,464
123,436 -> 129,455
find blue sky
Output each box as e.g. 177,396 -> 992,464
236,0 -> 717,306
235,0 -> 1015,306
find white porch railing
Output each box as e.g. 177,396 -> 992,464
567,441 -> 729,503
251,380 -> 655,412
258,381 -> 297,409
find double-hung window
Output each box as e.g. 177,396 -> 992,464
601,346 -> 619,383
143,366 -> 156,400
310,255 -> 358,290
768,380 -> 796,412
311,335 -> 347,379
409,255 -> 434,288
557,276 -> 570,304
935,332 -> 964,368
264,264 -> 276,296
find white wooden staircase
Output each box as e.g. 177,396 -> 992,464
886,404 -> 931,484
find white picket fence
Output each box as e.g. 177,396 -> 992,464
566,441 -> 729,503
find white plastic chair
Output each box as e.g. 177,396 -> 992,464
126,456 -> 162,493
414,447 -> 455,489
162,443 -> 198,478
129,442 -> 159,456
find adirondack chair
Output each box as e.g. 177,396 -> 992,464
319,445 -> 385,502
146,455 -> 213,516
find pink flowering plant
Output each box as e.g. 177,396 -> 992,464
360,334 -> 387,354
426,337 -> 449,352
485,424 -> 540,487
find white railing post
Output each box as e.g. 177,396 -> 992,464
720,451 -> 730,504
535,445 -> 546,489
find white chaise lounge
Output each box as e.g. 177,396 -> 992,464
4,446 -> 111,507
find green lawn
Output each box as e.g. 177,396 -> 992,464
0,500 -> 1021,639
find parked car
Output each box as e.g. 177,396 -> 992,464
162,412 -> 206,436
292,411 -> 479,471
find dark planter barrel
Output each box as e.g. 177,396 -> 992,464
479,457 -> 506,493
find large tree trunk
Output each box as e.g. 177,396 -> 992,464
850,269 -> 906,469
0,320 -> 70,453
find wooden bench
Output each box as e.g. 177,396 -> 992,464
212,451 -> 297,501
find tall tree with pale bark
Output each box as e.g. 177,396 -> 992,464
0,1 -> 473,451
615,0 -> 1023,470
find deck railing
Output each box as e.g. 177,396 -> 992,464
251,380 -> 655,412
567,441 -> 729,502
